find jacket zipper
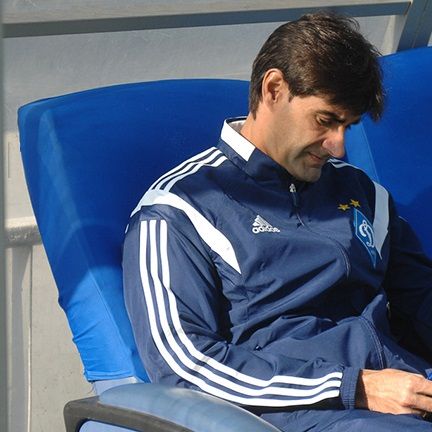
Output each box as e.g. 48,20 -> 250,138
289,183 -> 303,219
289,182 -> 351,276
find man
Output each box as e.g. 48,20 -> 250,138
123,12 -> 432,431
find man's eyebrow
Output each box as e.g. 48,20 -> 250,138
316,110 -> 360,124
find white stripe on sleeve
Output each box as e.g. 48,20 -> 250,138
133,190 -> 241,274
150,147 -> 218,191
373,182 -> 389,258
138,219 -> 342,407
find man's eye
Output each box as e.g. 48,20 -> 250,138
316,117 -> 332,127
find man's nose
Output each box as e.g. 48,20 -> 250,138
322,126 -> 346,159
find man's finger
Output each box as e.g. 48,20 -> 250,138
410,393 -> 432,413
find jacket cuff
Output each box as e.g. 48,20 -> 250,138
340,367 -> 360,409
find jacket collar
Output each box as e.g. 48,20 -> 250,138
217,117 -> 296,188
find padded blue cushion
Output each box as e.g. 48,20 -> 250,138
345,46 -> 432,257
18,79 -> 249,381
99,383 -> 280,432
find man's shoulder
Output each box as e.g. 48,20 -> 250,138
326,159 -> 375,183
324,159 -> 389,203
129,146 -> 232,221
159,146 -> 229,193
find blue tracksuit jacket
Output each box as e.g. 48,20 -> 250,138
123,118 -> 432,429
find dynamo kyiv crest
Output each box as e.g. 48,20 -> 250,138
353,208 -> 377,267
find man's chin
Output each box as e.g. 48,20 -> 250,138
295,168 -> 322,183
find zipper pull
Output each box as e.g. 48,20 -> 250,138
289,183 -> 300,208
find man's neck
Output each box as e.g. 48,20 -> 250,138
240,110 -> 298,182
240,112 -> 269,156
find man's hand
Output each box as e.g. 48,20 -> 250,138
356,369 -> 432,416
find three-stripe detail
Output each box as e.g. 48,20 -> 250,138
131,147 -> 240,273
139,219 -> 343,406
150,147 -> 227,192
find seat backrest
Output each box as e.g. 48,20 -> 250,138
345,46 -> 432,258
18,79 -> 249,382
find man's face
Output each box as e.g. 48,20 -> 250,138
265,91 -> 360,183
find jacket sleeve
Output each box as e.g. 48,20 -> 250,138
383,196 -> 432,360
123,203 -> 359,411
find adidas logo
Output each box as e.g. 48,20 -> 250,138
252,215 -> 280,234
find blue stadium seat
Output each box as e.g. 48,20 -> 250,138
19,79 -> 278,431
345,46 -> 432,258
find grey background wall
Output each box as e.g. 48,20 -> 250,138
3,2 -> 431,431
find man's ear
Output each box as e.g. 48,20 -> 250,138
261,69 -> 289,107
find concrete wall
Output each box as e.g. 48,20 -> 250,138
3,4 -> 430,431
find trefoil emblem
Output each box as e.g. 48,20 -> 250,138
252,215 -> 280,234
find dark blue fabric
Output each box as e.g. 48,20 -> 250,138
123,123 -> 432,418
18,79 -> 249,381
345,46 -> 432,258
261,409 -> 432,431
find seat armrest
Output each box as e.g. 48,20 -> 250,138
64,383 -> 280,432
64,395 -> 190,432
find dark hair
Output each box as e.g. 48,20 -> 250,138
249,12 -> 384,120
